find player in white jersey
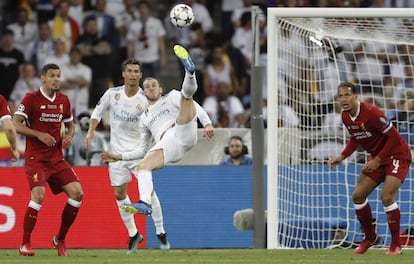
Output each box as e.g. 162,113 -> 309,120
84,58 -> 169,253
100,45 -> 214,221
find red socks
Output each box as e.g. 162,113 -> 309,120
355,202 -> 376,240
57,203 -> 79,241
386,208 -> 401,246
22,207 -> 39,245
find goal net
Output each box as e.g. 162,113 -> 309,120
266,8 -> 414,249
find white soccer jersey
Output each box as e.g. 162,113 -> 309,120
122,90 -> 211,160
90,85 -> 148,154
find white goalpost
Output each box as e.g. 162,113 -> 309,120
267,8 -> 414,249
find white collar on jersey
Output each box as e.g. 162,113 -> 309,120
349,101 -> 361,122
40,87 -> 56,102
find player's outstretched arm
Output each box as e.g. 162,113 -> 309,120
203,123 -> 214,140
194,100 -> 214,139
328,155 -> 345,169
101,124 -> 152,162
100,151 -> 122,162
84,118 -> 100,148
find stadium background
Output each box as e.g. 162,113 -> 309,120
2,164 -> 413,249
2,0 -> 413,251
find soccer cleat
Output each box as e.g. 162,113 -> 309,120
353,235 -> 380,254
19,244 -> 35,256
121,200 -> 152,215
52,235 -> 67,256
174,44 -> 195,74
386,244 -> 402,255
157,233 -> 171,252
127,232 -> 144,254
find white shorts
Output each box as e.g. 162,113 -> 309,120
108,160 -> 138,186
149,118 -> 198,164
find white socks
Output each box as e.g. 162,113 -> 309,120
137,170 -> 153,205
181,71 -> 197,98
151,192 -> 165,235
117,196 -> 138,237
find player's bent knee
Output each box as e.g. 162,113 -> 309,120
352,192 -> 366,204
67,187 -> 84,202
381,194 -> 395,206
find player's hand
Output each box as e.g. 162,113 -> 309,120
84,133 -> 96,149
62,134 -> 73,148
100,152 -> 121,163
10,148 -> 20,162
363,157 -> 381,173
203,124 -> 214,140
37,132 -> 56,147
328,155 -> 343,169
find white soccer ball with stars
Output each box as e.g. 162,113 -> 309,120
170,4 -> 194,28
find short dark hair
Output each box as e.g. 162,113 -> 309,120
2,29 -> 14,36
229,135 -> 244,145
122,58 -> 142,71
338,82 -> 356,93
41,63 -> 60,76
83,15 -> 97,28
69,46 -> 81,54
137,0 -> 150,8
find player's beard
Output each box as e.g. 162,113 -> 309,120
230,152 -> 243,160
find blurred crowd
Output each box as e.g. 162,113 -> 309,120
1,0 -> 414,165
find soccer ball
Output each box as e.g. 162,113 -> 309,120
169,4 -> 194,28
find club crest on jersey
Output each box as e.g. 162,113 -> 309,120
360,122 -> 366,131
115,93 -> 120,101
33,173 -> 38,182
136,104 -> 142,111
59,104 -> 64,113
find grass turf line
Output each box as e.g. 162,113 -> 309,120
1,249 -> 414,264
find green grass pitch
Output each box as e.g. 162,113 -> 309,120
1,249 -> 414,264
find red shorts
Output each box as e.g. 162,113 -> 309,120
25,159 -> 80,194
362,156 -> 411,183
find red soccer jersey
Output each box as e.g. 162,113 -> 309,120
342,101 -> 411,160
15,89 -> 73,161
0,94 -> 11,119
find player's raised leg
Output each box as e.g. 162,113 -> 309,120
174,45 -> 197,99
173,44 -> 198,126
